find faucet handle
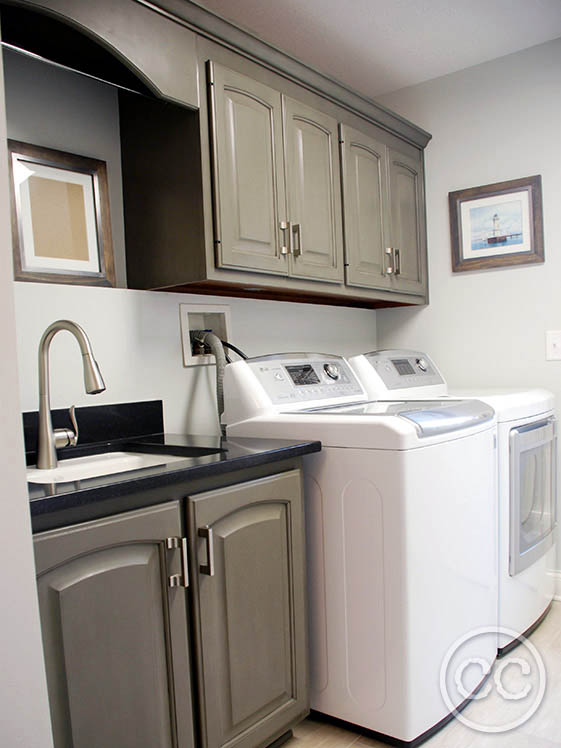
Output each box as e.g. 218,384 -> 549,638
53,406 -> 79,449
68,405 -> 79,446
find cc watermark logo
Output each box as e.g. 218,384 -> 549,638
439,626 -> 546,733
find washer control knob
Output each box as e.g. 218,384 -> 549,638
416,358 -> 428,372
324,363 -> 340,380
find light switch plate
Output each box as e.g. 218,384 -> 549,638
546,330 -> 561,360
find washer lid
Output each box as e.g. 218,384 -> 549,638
296,398 -> 495,438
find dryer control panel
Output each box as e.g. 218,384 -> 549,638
364,350 -> 443,390
248,353 -> 364,406
352,349 -> 445,393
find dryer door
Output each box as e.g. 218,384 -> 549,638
510,417 -> 557,575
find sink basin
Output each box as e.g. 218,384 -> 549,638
27,451 -> 189,484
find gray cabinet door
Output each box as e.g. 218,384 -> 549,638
188,469 -> 308,748
387,147 -> 426,295
209,62 -> 289,275
283,97 -> 344,283
34,503 -> 195,748
340,124 -> 392,290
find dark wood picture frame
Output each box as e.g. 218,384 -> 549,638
8,140 -> 115,286
449,175 -> 544,272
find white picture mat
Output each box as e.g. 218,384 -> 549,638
460,189 -> 532,260
13,157 -> 101,274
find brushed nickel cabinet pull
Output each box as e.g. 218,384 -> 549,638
279,221 -> 290,255
207,61 -> 222,246
383,247 -> 394,276
292,223 -> 302,257
180,537 -> 190,587
198,526 -> 215,576
395,248 -> 401,276
166,536 -> 189,588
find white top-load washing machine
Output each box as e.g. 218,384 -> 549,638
223,353 -> 497,746
349,350 -> 557,655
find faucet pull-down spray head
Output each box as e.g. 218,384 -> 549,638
82,352 -> 105,394
37,320 -> 106,469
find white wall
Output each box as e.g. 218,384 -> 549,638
376,38 -> 561,392
0,50 -> 54,748
14,282 -> 377,434
375,38 -> 561,583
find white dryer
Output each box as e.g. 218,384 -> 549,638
349,350 -> 557,655
223,353 -> 497,745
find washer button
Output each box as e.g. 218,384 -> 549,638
324,363 -> 340,380
416,358 -> 428,372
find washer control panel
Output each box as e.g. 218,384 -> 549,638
364,350 -> 444,390
248,354 -> 364,406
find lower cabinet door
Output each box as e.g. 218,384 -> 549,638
34,503 -> 195,748
187,470 -> 308,748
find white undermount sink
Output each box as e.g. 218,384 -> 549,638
27,451 -> 188,484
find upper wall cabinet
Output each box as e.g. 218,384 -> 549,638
340,125 -> 426,296
17,0 -> 431,308
209,63 -> 344,284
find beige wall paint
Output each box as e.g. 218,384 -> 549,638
0,49 -> 54,748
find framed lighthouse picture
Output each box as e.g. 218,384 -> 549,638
449,175 -> 544,272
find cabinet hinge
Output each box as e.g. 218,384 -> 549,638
166,536 -> 189,588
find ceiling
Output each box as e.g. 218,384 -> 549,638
196,0 -> 561,97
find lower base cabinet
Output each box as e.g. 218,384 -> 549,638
34,468 -> 308,748
34,502 -> 195,748
188,469 -> 308,748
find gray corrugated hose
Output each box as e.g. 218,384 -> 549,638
193,330 -> 227,431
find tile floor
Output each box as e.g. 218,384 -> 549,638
288,601 -> 561,748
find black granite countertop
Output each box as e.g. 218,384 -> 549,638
28,432 -> 321,533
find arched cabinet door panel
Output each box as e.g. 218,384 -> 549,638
283,97 -> 344,283
340,124 -> 392,290
187,469 -> 308,748
34,502 -> 194,748
388,148 -> 426,296
208,62 -> 289,275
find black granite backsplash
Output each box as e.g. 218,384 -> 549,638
23,400 -> 164,464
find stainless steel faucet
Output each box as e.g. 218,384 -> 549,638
37,320 -> 106,469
